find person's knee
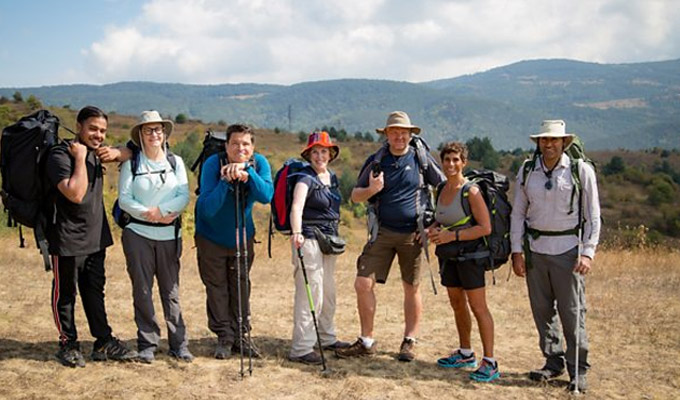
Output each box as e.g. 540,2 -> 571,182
354,277 -> 374,294
448,291 -> 467,312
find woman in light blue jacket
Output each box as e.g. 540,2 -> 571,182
118,110 -> 191,363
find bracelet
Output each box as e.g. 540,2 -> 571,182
455,230 -> 460,242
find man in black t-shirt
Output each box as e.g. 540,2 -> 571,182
45,106 -> 137,368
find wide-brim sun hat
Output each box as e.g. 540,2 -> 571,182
530,119 -> 575,147
130,110 -> 174,146
301,131 -> 340,162
376,111 -> 421,135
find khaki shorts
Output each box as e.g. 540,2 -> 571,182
356,227 -> 423,285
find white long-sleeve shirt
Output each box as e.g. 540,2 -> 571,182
510,153 -> 601,259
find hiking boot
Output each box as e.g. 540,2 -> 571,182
437,349 -> 478,369
529,366 -> 565,382
335,338 -> 377,359
289,351 -> 323,365
397,338 -> 416,362
232,337 -> 261,358
169,347 -> 194,363
322,340 -> 351,351
137,347 -> 155,364
56,344 -> 85,368
215,340 -> 232,360
91,337 -> 138,361
470,359 -> 500,382
568,374 -> 588,393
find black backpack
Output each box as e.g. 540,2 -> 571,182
0,110 -> 64,270
190,130 -> 227,195
434,169 -> 512,281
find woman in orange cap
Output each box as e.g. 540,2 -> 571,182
288,131 -> 350,364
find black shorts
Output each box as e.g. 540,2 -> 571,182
439,258 -> 486,290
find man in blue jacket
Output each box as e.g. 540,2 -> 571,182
195,124 -> 273,359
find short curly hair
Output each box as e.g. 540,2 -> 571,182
439,141 -> 468,163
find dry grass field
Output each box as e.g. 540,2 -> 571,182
1,225 -> 679,400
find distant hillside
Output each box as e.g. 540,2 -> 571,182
2,58 -> 679,150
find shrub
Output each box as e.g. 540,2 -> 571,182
603,156 -> 625,175
175,113 -> 187,124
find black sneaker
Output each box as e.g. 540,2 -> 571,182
215,340 -> 232,360
91,337 -> 138,361
529,366 -> 564,381
232,337 -> 261,358
56,344 -> 85,368
289,351 -> 323,365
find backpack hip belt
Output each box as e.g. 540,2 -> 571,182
523,222 -> 580,270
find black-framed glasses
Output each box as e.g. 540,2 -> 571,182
142,127 -> 164,136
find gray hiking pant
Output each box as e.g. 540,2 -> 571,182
195,234 -> 254,345
122,229 -> 188,352
526,247 -> 589,376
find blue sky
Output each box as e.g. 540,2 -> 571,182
1,0 -> 678,88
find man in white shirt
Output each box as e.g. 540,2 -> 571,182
510,120 -> 600,393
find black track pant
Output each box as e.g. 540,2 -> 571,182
51,249 -> 112,348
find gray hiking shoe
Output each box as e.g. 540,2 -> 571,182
56,343 -> 85,368
568,375 -> 588,393
169,347 -> 194,363
137,347 -> 155,364
91,337 -> 138,361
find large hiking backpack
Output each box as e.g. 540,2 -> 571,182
190,130 -> 227,195
111,147 -> 178,229
434,169 -> 512,275
0,109 -> 63,270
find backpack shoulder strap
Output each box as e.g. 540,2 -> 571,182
166,151 -> 177,172
435,181 -> 446,205
460,181 -> 474,217
521,152 -> 539,186
130,148 -> 142,178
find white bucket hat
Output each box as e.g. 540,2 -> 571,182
530,120 -> 575,146
130,110 -> 174,146
376,111 -> 421,135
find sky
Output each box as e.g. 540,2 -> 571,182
0,0 -> 678,88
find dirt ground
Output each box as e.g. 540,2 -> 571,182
0,229 -> 678,400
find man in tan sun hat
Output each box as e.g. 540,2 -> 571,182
336,111 -> 444,362
510,119 -> 600,393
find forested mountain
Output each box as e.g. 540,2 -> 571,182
2,58 -> 678,150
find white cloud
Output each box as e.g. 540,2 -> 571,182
82,0 -> 680,84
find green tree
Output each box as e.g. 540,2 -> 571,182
603,156 -> 625,175
338,168 -> 356,205
12,91 -> 23,102
175,113 -> 188,124
647,176 -> 675,206
466,137 -> 500,170
26,95 -> 42,110
363,132 -> 374,142
298,131 -> 307,143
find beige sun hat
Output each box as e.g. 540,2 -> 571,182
376,111 -> 421,135
130,110 -> 174,146
530,120 -> 575,146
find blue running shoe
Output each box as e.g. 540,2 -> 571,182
437,350 -> 477,368
470,359 -> 500,382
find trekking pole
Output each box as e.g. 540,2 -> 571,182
296,247 -> 330,375
240,185 -> 253,376
574,225 -> 583,394
234,182 -> 245,379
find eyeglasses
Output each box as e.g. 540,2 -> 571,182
142,127 -> 164,136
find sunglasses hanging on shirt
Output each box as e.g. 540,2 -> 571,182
540,158 -> 556,190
